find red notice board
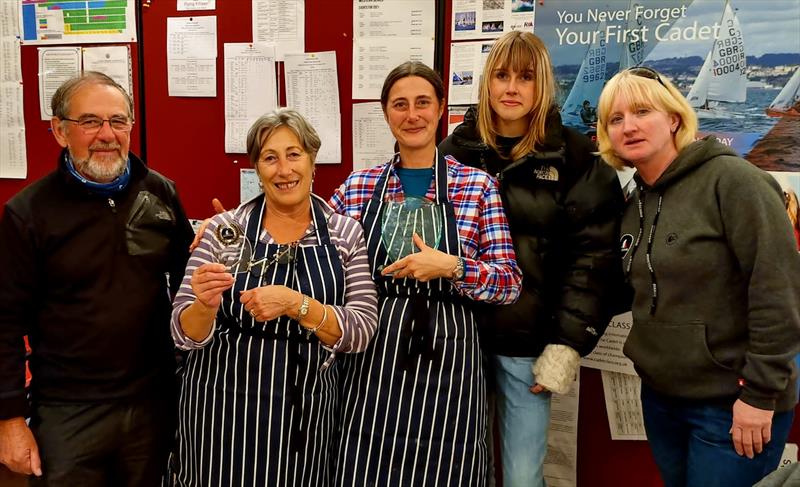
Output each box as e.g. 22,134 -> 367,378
0,43 -> 142,209
139,0 -> 356,218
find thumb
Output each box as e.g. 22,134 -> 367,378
412,233 -> 428,250
212,198 -> 226,214
28,444 -> 42,477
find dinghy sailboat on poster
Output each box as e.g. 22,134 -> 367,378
685,0 -> 747,119
534,0 -> 799,160
766,66 -> 800,118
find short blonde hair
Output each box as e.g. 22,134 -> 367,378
477,31 -> 555,161
596,69 -> 698,170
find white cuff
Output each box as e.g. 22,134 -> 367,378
532,344 -> 580,395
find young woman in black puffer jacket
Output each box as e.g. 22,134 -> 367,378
439,31 -> 624,487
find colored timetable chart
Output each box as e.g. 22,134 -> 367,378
19,0 -> 137,45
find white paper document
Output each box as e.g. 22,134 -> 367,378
38,47 -> 81,120
178,0 -> 216,11
780,443 -> 798,468
353,0 -> 435,39
82,46 -> 133,101
167,16 -> 217,97
240,168 -> 261,203
543,374 -> 579,487
285,51 -> 341,164
447,40 -> 494,106
601,370 -> 647,441
451,0 -> 535,40
352,102 -> 394,172
223,43 -> 278,154
0,83 -> 26,179
252,0 -> 304,61
1,0 -> 19,38
19,0 -> 137,45
1,36 -> 22,85
580,312 -> 637,376
447,106 -> 469,136
352,38 -> 434,100
1,1 -> 25,179
351,0 -> 435,100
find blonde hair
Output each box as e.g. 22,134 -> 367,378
596,69 -> 698,170
787,188 -> 799,232
477,31 -> 555,161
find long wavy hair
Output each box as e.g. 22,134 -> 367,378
477,31 -> 555,161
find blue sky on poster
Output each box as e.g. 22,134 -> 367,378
537,0 -> 800,64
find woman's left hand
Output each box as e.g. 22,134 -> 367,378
240,285 -> 300,322
529,383 -> 550,394
381,233 -> 458,282
730,399 -> 774,459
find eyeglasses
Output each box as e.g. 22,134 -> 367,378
61,116 -> 134,134
240,243 -> 297,278
627,66 -> 667,89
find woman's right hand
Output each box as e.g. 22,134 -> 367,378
191,263 -> 235,309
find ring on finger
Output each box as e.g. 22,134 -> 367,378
249,309 -> 256,318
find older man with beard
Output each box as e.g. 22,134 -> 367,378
0,72 -> 193,486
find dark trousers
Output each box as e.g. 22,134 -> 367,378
28,393 -> 174,487
641,384 -> 794,487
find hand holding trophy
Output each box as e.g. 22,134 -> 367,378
381,194 -> 458,282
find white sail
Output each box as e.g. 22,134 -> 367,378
686,0 -> 747,109
561,21 -> 607,119
768,66 -> 800,111
619,1 -> 689,71
687,51 -> 713,108
619,2 -> 646,70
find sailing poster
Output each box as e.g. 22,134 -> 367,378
533,0 -> 800,171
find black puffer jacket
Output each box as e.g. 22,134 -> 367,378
439,106 -> 624,357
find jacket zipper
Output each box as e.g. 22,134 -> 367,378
107,198 -> 117,213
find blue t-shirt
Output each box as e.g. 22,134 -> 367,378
396,167 -> 434,198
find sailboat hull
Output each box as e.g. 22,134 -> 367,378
765,107 -> 800,118
695,109 -> 744,120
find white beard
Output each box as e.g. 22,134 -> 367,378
70,151 -> 127,183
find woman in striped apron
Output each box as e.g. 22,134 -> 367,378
329,62 -> 522,487
169,109 -> 377,486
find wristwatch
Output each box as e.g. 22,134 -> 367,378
297,294 -> 310,319
452,257 -> 465,281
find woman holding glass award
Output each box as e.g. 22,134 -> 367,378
329,61 -> 522,486
169,109 -> 378,486
439,31 -> 624,487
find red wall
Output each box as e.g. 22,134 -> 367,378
1,2 -> 797,486
0,44 -> 141,209
139,0 -> 354,217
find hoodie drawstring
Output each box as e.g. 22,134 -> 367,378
625,187 -> 663,315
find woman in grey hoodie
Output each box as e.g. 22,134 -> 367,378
595,67 -> 800,487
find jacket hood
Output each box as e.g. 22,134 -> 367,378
646,136 -> 739,192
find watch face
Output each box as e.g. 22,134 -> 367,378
454,258 -> 465,280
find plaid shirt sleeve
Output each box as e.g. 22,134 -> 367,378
447,158 -> 522,304
328,164 -> 388,221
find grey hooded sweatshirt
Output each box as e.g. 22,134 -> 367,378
621,136 -> 800,412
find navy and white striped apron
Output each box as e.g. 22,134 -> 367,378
334,153 -> 487,487
172,195 -> 344,487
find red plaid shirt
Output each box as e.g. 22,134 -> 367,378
329,155 -> 521,304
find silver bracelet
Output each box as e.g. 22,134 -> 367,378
305,304 -> 328,339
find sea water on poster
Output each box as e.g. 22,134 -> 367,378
533,0 -> 800,170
